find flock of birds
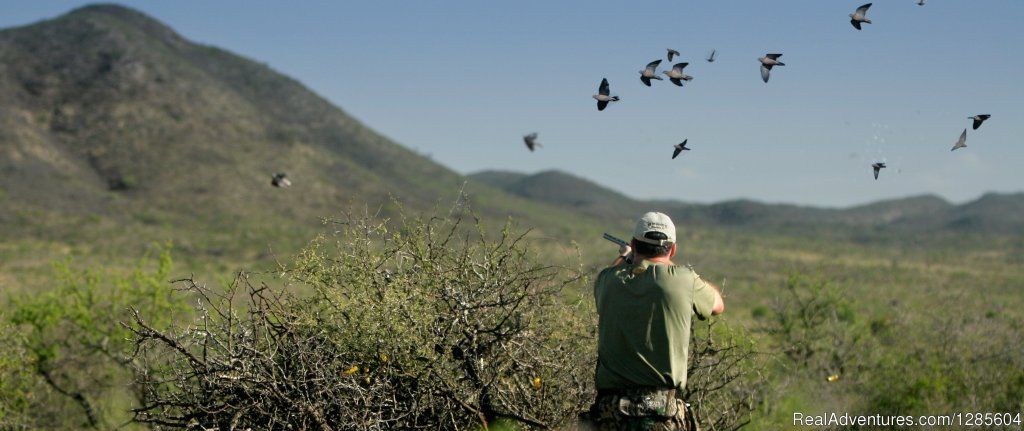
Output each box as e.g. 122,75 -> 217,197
519,1 -> 993,182
264,2 -> 987,188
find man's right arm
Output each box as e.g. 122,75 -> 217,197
691,273 -> 725,319
705,279 -> 725,315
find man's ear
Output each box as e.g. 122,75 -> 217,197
668,243 -> 678,258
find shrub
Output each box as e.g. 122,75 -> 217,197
7,242 -> 185,429
0,317 -> 34,430
685,320 -> 768,431
127,210 -> 596,430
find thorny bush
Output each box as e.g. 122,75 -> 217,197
127,210 -> 596,430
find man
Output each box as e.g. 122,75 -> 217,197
588,212 -> 725,430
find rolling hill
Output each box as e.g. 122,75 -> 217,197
470,169 -> 1024,236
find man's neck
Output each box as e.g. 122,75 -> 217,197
637,255 -> 674,265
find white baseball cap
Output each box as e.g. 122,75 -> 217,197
632,212 -> 676,245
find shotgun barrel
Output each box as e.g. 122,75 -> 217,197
602,233 -> 629,247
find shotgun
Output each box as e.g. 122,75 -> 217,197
602,233 -> 633,263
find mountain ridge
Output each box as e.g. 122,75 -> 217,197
470,169 -> 1024,235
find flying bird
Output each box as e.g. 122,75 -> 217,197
705,49 -> 717,63
271,172 -> 291,188
523,133 -> 541,151
917,0 -> 926,5
871,162 -> 886,180
850,3 -> 873,30
592,78 -> 620,111
969,114 -> 991,130
951,128 -> 967,151
672,140 -> 690,159
758,54 -> 785,83
639,59 -> 663,87
667,48 -> 680,62
663,63 -> 693,86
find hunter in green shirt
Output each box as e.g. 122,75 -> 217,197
594,259 -> 718,390
588,212 -> 724,430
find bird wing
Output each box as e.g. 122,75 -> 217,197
673,140 -> 688,158
707,50 -> 716,61
597,100 -> 608,111
952,129 -> 967,150
646,59 -> 662,72
670,78 -> 683,86
760,65 -> 771,82
767,53 -> 783,60
972,118 -> 982,130
857,3 -> 872,14
641,76 -> 652,86
599,78 -> 610,95
851,20 -> 862,30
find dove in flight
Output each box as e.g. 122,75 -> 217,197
871,162 -> 886,180
593,78 -> 620,111
523,133 -> 541,151
968,114 -> 990,130
950,129 -> 967,151
271,172 -> 291,188
758,53 -> 785,83
663,63 -> 694,86
850,3 -> 873,30
639,59 -> 664,87
672,140 -> 691,159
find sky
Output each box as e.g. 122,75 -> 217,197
1,1 -> 1021,208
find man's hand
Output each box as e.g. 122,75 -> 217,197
615,244 -> 633,265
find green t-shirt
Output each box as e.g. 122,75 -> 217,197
593,259 -> 717,391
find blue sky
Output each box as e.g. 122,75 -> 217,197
2,1 -> 1021,207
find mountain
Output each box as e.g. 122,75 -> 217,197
0,4 -> 602,273
468,170 -> 637,222
944,192 -> 1024,234
0,4 -> 460,216
471,169 -> 1024,237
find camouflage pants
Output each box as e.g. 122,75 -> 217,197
581,388 -> 696,431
